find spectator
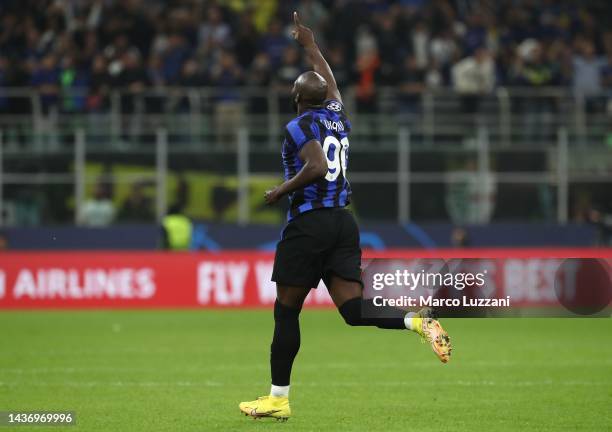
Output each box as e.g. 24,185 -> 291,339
602,50 -> 612,114
150,16 -> 170,58
79,181 -> 115,227
210,50 -> 243,100
411,21 -> 430,69
178,58 -> 204,87
246,52 -> 272,114
31,54 -> 60,113
355,25 -> 380,113
512,39 -> 558,86
60,55 -> 89,113
572,40 -> 606,111
209,51 -> 244,146
397,55 -> 425,114
0,56 -> 8,114
296,0 -> 328,42
161,33 -> 190,85
275,46 -> 302,88
275,46 -> 303,114
374,12 -> 400,80
234,11 -> 260,69
326,46 -> 350,90
0,0 -> 610,116
601,51 -> 612,90
512,39 -> 560,142
587,209 -> 612,246
246,52 -> 272,88
173,58 -> 204,113
117,182 -> 154,223
162,205 -> 192,250
147,54 -> 165,88
430,29 -> 458,70
111,50 -> 147,122
259,18 -> 290,67
198,6 -> 231,61
464,13 -> 488,54
145,53 -> 166,113
162,176 -> 192,250
31,54 -> 61,146
451,47 -> 495,113
87,55 -> 111,112
446,159 -> 496,225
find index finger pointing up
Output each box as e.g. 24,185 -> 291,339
293,11 -> 301,26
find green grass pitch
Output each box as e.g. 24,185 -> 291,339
1,311 -> 611,431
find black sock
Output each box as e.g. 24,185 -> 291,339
338,297 -> 406,329
270,299 -> 301,386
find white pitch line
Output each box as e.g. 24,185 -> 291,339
1,359 -> 611,375
0,380 -> 610,388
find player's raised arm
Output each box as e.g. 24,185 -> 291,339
292,11 -> 342,103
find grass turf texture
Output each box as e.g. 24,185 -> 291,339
1,311 -> 611,431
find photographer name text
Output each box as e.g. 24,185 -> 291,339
371,295 -> 511,308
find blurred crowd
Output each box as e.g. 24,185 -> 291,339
1,0 -> 612,114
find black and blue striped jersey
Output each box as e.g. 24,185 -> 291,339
281,99 -> 352,221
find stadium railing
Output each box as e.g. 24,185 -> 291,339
0,86 -> 610,226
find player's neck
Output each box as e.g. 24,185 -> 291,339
297,103 -> 322,115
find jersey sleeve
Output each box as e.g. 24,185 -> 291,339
286,114 -> 320,152
324,99 -> 351,131
324,99 -> 346,115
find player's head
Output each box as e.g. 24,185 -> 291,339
291,71 -> 328,113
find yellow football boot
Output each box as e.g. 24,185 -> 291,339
411,311 -> 452,363
239,395 -> 291,421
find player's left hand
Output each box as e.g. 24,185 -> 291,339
264,187 -> 282,205
292,11 -> 315,47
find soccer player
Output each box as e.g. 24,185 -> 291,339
239,12 -> 451,421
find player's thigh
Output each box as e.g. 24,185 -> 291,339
276,284 -> 311,309
327,275 -> 362,308
323,209 -> 362,289
272,216 -> 326,288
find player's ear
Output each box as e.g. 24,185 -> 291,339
292,92 -> 300,113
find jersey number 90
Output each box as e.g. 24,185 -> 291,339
322,136 -> 349,182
